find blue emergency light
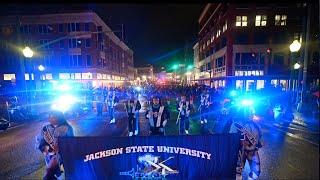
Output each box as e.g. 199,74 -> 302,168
241,99 -> 254,106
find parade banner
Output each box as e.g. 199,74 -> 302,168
59,134 -> 241,179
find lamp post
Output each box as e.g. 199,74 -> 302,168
21,46 -> 34,106
289,40 -> 301,105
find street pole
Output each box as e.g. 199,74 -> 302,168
300,3 -> 311,108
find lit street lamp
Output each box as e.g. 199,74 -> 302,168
22,46 -> 34,58
294,62 -> 301,70
289,40 -> 302,106
38,65 -> 45,71
289,40 -> 301,52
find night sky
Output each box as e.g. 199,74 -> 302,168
0,4 -> 205,71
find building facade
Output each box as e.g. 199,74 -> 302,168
0,11 -> 134,89
196,3 -> 319,91
136,65 -> 154,82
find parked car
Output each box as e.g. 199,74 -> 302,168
0,117 -> 10,130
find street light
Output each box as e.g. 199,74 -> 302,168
22,46 -> 34,58
289,40 -> 301,52
294,63 -> 301,70
38,65 -> 45,72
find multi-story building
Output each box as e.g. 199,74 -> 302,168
0,10 -> 134,89
196,3 -> 319,91
136,65 -> 154,82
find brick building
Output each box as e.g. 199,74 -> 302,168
0,11 -> 135,89
195,3 -> 319,91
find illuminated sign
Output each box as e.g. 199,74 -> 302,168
97,73 -> 102,80
75,73 -> 81,79
82,73 -> 92,80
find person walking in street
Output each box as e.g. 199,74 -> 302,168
229,107 -> 263,180
176,95 -> 193,135
146,96 -> 170,135
124,92 -> 141,136
107,88 -> 119,124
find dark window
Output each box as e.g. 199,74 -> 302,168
260,53 -> 265,65
97,26 -> 102,32
20,25 -> 31,34
61,55 -> 67,67
69,39 -> 81,48
215,57 -> 224,68
59,24 -> 64,32
212,46 -> 216,54
274,54 -> 284,65
85,39 -> 91,47
59,40 -> 64,48
77,55 -> 82,66
254,32 -> 267,44
207,62 -> 212,70
235,53 -> 241,65
242,53 -> 256,65
86,55 -> 92,66
84,23 -> 90,31
235,33 -> 248,44
68,23 -> 80,32
273,32 -> 289,44
76,23 -> 80,31
221,37 -> 227,47
98,33 -> 102,42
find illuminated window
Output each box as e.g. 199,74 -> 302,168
24,74 -> 29,80
275,15 -> 287,26
59,73 -> 70,80
211,35 -> 214,42
223,21 -> 228,32
257,80 -> 265,89
4,74 -> 15,80
75,73 -> 81,79
236,16 -> 247,27
45,73 -> 53,80
207,39 -> 210,46
255,15 -> 267,26
217,29 -> 221,37
236,80 -> 244,89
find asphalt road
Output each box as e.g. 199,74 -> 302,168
0,96 -> 318,179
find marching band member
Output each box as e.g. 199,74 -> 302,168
199,90 -> 210,124
229,108 -> 263,180
124,92 -> 141,136
145,96 -> 170,136
176,95 -> 193,135
107,88 -> 119,124
36,111 -> 74,180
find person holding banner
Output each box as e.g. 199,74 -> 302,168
229,108 -> 263,180
107,88 -> 119,124
36,111 -> 74,180
176,95 -> 193,135
145,96 -> 170,135
124,92 -> 141,136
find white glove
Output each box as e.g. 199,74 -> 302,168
162,120 -> 167,127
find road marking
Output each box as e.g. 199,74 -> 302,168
261,122 -> 319,147
273,123 -> 319,134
